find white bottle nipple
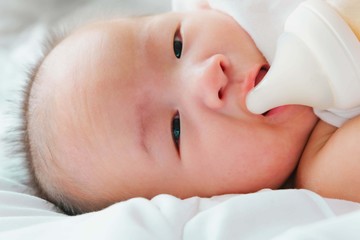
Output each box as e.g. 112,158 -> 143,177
246,0 -> 360,115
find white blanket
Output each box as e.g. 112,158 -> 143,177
1,1 -> 360,239
1,175 -> 360,239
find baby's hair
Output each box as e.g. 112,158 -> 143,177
20,27 -> 88,216
14,13 -> 147,216
20,15 -> 127,215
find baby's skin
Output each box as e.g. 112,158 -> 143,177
27,7 -> 316,212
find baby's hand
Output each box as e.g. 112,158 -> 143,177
172,0 -> 209,11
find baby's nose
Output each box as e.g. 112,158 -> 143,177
195,54 -> 230,109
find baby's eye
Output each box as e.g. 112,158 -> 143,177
173,29 -> 182,59
172,112 -> 181,150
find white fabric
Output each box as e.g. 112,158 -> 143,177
1,175 -> 360,239
314,106 -> 360,127
172,0 -> 209,12
2,0 -> 360,239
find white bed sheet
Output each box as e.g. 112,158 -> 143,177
1,174 -> 360,239
1,0 -> 360,239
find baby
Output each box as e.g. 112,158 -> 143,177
21,0 -> 359,215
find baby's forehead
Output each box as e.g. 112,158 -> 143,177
31,20 -> 140,146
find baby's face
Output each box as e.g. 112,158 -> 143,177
31,9 -> 317,209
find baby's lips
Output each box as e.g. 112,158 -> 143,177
254,65 -> 269,87
244,64 -> 270,115
244,64 -> 269,97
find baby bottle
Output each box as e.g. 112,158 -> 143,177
246,0 -> 360,126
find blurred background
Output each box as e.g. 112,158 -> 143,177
0,0 -> 171,177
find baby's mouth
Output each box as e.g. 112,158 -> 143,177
254,64 -> 269,87
254,65 -> 270,116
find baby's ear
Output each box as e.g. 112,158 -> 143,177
172,0 -> 210,12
